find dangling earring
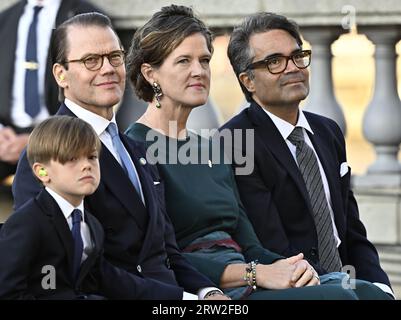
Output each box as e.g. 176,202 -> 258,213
152,82 -> 163,108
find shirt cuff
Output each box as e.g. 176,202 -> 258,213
373,282 -> 395,299
198,287 -> 224,300
182,291 -> 199,300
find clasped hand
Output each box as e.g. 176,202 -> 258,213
256,253 -> 320,289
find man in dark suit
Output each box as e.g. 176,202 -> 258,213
0,0 -> 101,184
221,12 -> 393,297
12,12 -> 226,300
0,116 -> 184,299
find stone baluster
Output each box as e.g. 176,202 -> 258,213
356,26 -> 401,186
302,26 -> 347,134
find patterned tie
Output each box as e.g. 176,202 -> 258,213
288,127 -> 342,272
71,209 -> 83,283
107,123 -> 143,201
24,5 -> 43,118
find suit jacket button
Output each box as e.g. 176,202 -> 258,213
165,258 -> 171,269
310,247 -> 317,256
137,265 -> 142,273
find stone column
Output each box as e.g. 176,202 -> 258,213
356,26 -> 401,186
353,28 -> 401,287
302,26 -> 347,134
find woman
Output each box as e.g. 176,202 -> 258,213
124,4 -> 358,300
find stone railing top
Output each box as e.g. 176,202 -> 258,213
1,0 -> 401,29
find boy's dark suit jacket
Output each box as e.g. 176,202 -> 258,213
0,0 -> 101,127
221,101 -> 391,287
0,189 -> 184,299
12,104 -> 214,299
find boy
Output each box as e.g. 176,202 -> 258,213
0,116 -> 180,299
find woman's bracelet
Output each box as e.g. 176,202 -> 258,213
243,260 -> 258,290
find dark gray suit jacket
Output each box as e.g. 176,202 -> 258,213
221,101 -> 391,287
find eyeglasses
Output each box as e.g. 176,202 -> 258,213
63,50 -> 125,71
246,50 -> 311,74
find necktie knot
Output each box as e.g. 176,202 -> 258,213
107,122 -> 119,139
33,5 -> 43,15
71,209 -> 82,225
288,127 -> 304,146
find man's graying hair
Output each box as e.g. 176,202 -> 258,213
227,12 -> 303,102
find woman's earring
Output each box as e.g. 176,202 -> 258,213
152,82 -> 163,108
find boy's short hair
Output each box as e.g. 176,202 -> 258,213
27,116 -> 101,167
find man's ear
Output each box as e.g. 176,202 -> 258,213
239,72 -> 256,95
32,162 -> 50,184
140,63 -> 156,85
53,63 -> 67,88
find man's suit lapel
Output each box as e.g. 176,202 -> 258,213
99,142 -> 148,228
36,189 -> 75,282
120,134 -> 154,210
249,103 -> 313,210
56,103 -> 76,117
305,115 -> 346,239
101,134 -> 157,255
120,135 -> 159,257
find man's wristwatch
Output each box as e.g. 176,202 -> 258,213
204,289 -> 224,298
